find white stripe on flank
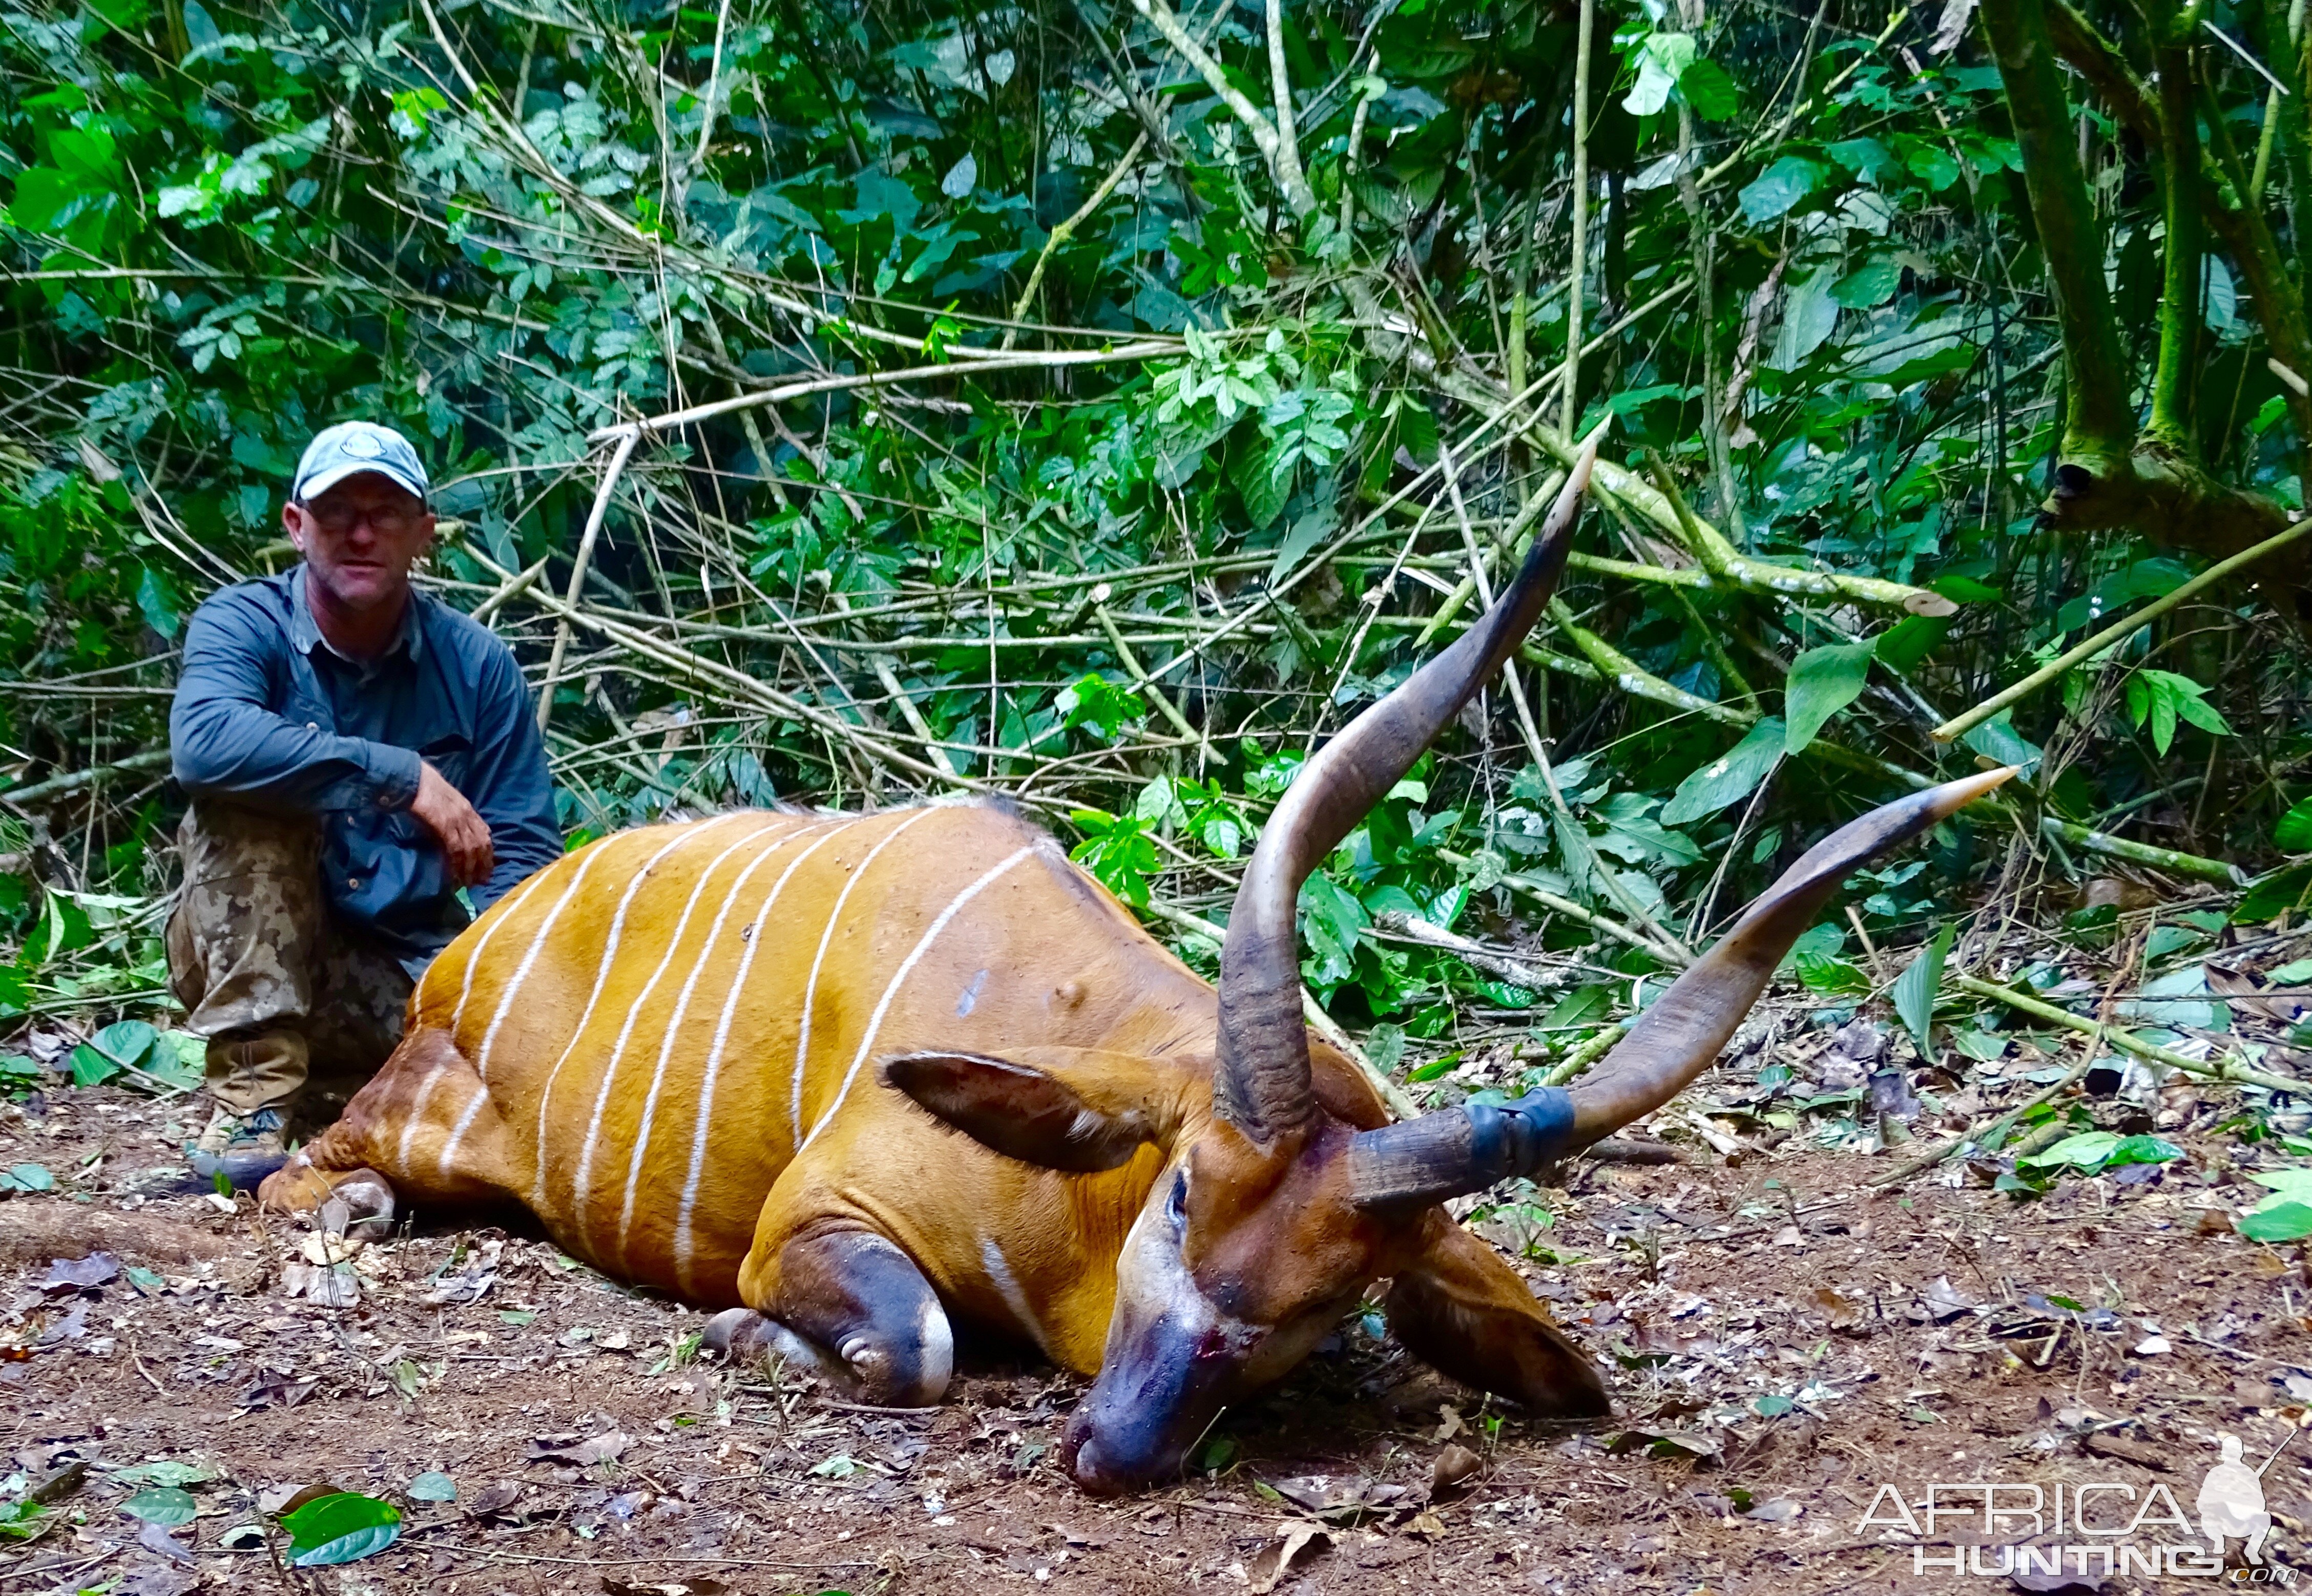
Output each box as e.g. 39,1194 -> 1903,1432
980,1235 -> 1052,1358
441,866 -> 558,1033
567,822 -> 789,1241
525,812 -> 766,1208
474,842 -> 624,1081
670,821 -> 857,1292
788,810 -> 939,1144
436,1076 -> 490,1178
610,822 -> 831,1266
395,1062 -> 448,1172
796,843 -> 1035,1156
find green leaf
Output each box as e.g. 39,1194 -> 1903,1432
1874,613 -> 1950,673
1752,1393 -> 1795,1417
1232,433 -> 1289,529
1794,951 -> 1867,995
113,1461 -> 217,1488
2,1162 -> 55,1192
135,565 -> 181,640
2276,795 -> 2312,853
1677,58 -> 1739,120
1782,643 -> 1872,753
2240,861 -> 2312,923
1830,259 -> 1902,309
2105,1135 -> 2183,1168
1891,923 -> 1954,1059
1738,157 -> 1822,224
2239,1200 -> 2312,1243
1623,33 -> 1695,117
281,1493 -> 402,1567
1267,506 -> 1334,584
121,1487 -> 198,1526
2017,1130 -> 2120,1171
406,1472 -> 456,1503
1662,718 -> 1784,827
1960,710 -> 2040,773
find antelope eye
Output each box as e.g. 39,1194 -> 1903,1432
1164,1172 -> 1188,1231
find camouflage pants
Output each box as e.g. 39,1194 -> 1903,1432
165,801 -> 412,1117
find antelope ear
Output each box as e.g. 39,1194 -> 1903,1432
879,1047 -> 1175,1173
1388,1217 -> 1609,1420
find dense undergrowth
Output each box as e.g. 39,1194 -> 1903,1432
1,0 -> 2308,1073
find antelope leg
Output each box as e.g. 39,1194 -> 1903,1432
257,1027 -> 515,1223
715,1228 -> 955,1407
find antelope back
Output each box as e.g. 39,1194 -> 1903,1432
408,802 -> 1212,1301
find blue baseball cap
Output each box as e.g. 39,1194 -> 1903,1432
291,422 -> 429,505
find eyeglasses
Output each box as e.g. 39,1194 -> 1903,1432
298,501 -> 424,537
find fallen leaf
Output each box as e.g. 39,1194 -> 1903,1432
527,1432 -> 631,1467
137,1520 -> 194,1564
465,1480 -> 523,1518
39,1253 -> 118,1294
1245,1521 -> 1329,1594
259,1483 -> 322,1516
1743,1498 -> 1802,1522
422,1259 -> 496,1307
1430,1403 -> 1463,1443
1813,1286 -> 1864,1331
1607,1428 -> 1723,1462
2131,1335 -> 2171,1356
1429,1443 -> 1483,1499
1923,1275 -> 1979,1321
298,1232 -> 363,1268
242,1370 -> 321,1410
1262,1475 -> 1407,1523
279,1259 -> 360,1309
34,1300 -> 88,1347
119,1562 -> 196,1596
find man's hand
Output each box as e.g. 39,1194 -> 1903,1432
410,760 -> 494,887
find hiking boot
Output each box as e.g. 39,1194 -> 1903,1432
189,1103 -> 290,1189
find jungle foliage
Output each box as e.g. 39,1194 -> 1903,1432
2,0 -> 2309,1071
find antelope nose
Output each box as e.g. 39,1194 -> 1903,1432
1059,1416 -> 1136,1497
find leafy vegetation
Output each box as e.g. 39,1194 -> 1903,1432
2,0 -> 2309,1084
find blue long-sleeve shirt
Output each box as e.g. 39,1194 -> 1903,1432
170,566 -> 563,972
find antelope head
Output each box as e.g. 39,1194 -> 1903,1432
884,436 -> 2013,1491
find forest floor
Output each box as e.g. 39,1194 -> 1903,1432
1,1004 -> 2309,1596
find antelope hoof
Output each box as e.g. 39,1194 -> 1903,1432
701,1309 -> 835,1380
324,1171 -> 397,1243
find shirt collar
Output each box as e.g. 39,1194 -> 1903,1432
288,564 -> 424,666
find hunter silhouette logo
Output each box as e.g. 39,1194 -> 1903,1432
2200,1433 -> 2275,1565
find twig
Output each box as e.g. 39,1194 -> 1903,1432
536,427 -> 640,736
1002,133 -> 1149,347
1539,1020 -> 1629,1087
1931,517 -> 2312,744
584,342 -> 1179,444
1950,972 -> 2306,1094
0,750 -> 172,808
1561,0 -> 1594,435
1431,846 -> 1689,965
2039,817 -> 2246,885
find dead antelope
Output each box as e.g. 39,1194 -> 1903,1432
260,437 -> 2010,1492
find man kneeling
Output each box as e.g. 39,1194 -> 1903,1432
168,422 -> 561,1182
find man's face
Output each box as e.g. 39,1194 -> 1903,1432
283,473 -> 435,614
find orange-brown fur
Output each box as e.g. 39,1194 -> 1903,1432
261,803 -> 1566,1377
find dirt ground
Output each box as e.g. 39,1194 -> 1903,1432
3,1039 -> 2310,1596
